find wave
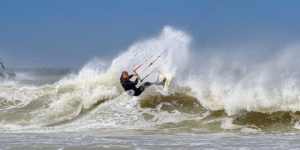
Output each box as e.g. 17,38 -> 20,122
0,26 -> 300,134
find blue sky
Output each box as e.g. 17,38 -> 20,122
0,0 -> 300,68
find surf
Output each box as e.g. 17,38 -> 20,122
1,26 -> 300,134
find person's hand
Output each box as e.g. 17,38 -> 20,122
133,72 -> 141,81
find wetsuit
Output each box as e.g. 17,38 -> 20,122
120,74 -> 153,96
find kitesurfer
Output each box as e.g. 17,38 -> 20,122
120,71 -> 166,96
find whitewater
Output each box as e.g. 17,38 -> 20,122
1,26 -> 300,149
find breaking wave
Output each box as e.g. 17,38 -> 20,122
1,26 -> 300,134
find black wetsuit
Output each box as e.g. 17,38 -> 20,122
120,75 -> 152,96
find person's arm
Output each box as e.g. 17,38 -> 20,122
124,79 -> 138,87
133,78 -> 138,85
128,74 -> 134,79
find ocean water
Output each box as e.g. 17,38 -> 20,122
1,26 -> 300,149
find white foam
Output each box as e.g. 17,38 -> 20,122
182,43 -> 300,115
0,26 -> 192,132
240,127 -> 261,134
294,121 -> 300,130
221,118 -> 241,130
3,25 -> 300,133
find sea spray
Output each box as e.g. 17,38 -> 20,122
181,43 -> 300,115
0,26 -> 192,130
1,26 -> 300,134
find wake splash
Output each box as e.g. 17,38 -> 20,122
1,26 -> 300,134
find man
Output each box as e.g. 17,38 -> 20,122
120,71 -> 166,96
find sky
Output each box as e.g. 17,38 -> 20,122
0,0 -> 300,68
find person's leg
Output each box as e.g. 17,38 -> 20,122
142,82 -> 153,88
134,82 -> 152,96
134,86 -> 146,96
134,79 -> 167,96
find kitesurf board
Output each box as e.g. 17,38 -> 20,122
157,74 -> 171,88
